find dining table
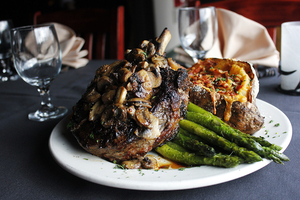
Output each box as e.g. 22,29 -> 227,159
1,59 -> 299,199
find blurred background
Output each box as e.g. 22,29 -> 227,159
0,0 -> 218,53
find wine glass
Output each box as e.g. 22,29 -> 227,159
0,20 -> 19,82
11,24 -> 68,122
178,6 -> 218,63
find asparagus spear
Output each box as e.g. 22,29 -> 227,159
186,111 -> 264,152
238,130 -> 282,151
187,103 -> 289,163
188,102 -> 282,151
174,129 -> 216,157
155,142 -> 241,168
179,119 -> 262,163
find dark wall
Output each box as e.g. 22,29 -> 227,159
0,0 -> 155,50
0,0 -> 219,50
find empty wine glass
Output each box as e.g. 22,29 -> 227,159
0,20 -> 19,82
178,6 -> 218,63
11,24 -> 68,122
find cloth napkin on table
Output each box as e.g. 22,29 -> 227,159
175,8 -> 280,68
53,23 -> 89,68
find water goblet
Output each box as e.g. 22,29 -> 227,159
178,6 -> 218,63
0,20 -> 19,81
11,24 -> 68,122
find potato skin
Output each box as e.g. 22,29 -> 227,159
189,85 -> 264,134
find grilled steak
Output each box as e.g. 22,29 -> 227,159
68,29 -> 190,163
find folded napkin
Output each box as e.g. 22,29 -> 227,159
53,23 -> 89,68
175,8 -> 280,67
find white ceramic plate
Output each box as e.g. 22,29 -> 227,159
49,99 -> 292,191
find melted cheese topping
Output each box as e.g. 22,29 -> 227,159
188,59 -> 252,121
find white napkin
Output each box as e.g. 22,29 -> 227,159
53,23 -> 89,68
175,8 -> 280,67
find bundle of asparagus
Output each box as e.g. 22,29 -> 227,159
155,102 -> 289,168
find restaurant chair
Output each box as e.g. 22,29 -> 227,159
33,7 -> 125,60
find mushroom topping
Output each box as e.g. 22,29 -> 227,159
125,48 -> 146,63
131,69 -> 153,100
95,64 -> 110,76
118,68 -> 132,83
97,76 -> 113,92
113,104 -> 127,121
138,61 -> 149,69
135,107 -> 152,128
146,70 -> 162,88
96,60 -> 124,77
122,159 -> 141,169
152,54 -> 168,68
145,42 -> 156,58
85,88 -> 101,103
115,86 -> 127,104
134,107 -> 160,140
140,40 -> 149,48
141,155 -> 159,169
100,105 -> 115,128
101,89 -> 116,104
139,116 -> 160,139
126,98 -> 151,108
89,101 -> 105,121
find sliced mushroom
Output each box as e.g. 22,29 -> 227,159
95,64 -> 110,76
126,82 -> 133,91
140,40 -> 156,58
115,86 -> 127,104
151,54 -> 168,68
146,71 -> 162,88
96,60 -> 124,77
135,107 -> 152,128
101,89 -> 116,104
135,108 -> 160,139
125,48 -> 146,63
96,76 -> 113,92
118,68 -> 132,83
140,40 -> 149,48
127,98 -> 152,108
141,155 -> 159,169
138,61 -> 149,69
145,42 -> 156,58
132,69 -> 153,100
89,101 -> 105,121
85,88 -> 101,103
122,159 -> 141,169
100,105 -> 115,128
112,104 -> 127,121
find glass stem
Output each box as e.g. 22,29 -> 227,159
37,85 -> 55,113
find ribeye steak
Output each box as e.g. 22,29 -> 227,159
68,29 -> 190,163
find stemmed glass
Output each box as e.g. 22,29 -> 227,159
0,20 -> 19,81
11,24 -> 68,122
178,6 -> 218,63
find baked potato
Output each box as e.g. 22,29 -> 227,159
187,58 -> 264,134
